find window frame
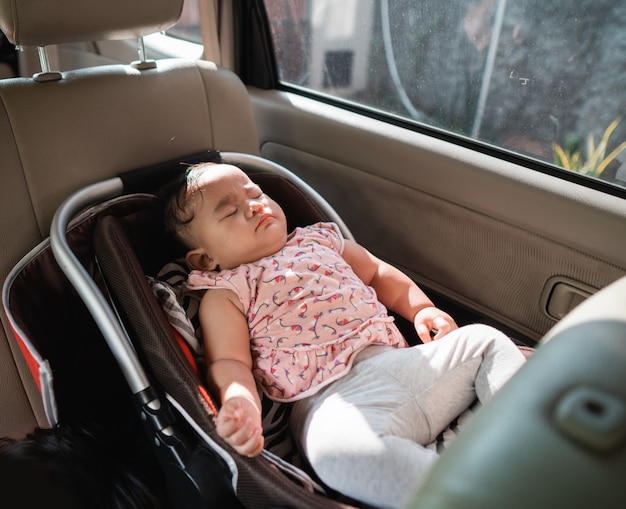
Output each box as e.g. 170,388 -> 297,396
242,0 -> 626,201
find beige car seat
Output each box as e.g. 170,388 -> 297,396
0,0 -> 259,439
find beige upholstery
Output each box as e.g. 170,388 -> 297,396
0,0 -> 183,46
0,0 -> 259,438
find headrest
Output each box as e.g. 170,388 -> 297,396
0,0 -> 184,46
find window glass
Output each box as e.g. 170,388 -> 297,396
264,0 -> 626,189
167,0 -> 202,43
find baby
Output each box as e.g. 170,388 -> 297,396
163,161 -> 526,508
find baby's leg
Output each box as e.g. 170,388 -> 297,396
290,328 -> 524,507
291,359 -> 439,509
415,323 -> 526,406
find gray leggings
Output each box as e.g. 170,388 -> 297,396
289,324 -> 526,509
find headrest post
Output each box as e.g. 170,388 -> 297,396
137,36 -> 147,62
131,36 -> 157,70
37,46 -> 51,73
33,46 -> 62,82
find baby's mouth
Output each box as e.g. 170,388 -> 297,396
256,213 -> 274,229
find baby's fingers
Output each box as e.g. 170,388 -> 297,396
220,416 -> 264,457
414,307 -> 458,342
415,321 -> 434,343
216,401 -> 264,457
235,420 -> 264,457
430,315 -> 458,340
216,412 -> 241,439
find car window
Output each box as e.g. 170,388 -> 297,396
263,0 -> 626,191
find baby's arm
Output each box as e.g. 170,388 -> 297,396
197,288 -> 264,457
342,239 -> 457,342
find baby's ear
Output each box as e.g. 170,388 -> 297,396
186,248 -> 217,271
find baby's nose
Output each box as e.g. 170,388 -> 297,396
248,200 -> 265,215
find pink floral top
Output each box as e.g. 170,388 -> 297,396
187,222 -> 406,402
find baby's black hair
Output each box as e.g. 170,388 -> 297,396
157,150 -> 223,251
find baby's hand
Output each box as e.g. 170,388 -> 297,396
414,306 -> 458,343
216,396 -> 264,457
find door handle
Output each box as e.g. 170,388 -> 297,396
542,276 -> 597,320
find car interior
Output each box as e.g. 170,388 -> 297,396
0,0 -> 624,507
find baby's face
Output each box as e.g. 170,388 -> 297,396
184,164 -> 288,271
